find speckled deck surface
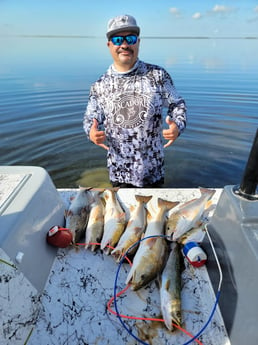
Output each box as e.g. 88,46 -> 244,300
1,188 -> 231,345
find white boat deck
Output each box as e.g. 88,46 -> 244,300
0,172 -> 230,345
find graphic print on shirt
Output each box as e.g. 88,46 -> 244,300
109,91 -> 155,129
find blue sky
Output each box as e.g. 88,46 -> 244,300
1,0 -> 258,37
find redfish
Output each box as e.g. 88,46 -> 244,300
111,194 -> 152,262
160,242 -> 182,331
65,187 -> 93,243
125,198 -> 179,291
100,189 -> 126,254
85,190 -> 105,251
166,188 -> 215,241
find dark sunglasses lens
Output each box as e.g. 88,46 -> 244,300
125,35 -> 137,45
111,36 -> 124,46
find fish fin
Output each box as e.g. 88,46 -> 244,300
135,195 -> 152,204
109,187 -> 120,193
134,226 -> 144,234
199,187 -> 216,198
173,216 -> 191,241
194,219 -> 203,227
178,198 -> 198,209
127,219 -> 133,228
78,186 -> 92,191
118,212 -> 126,222
129,205 -> 135,213
125,265 -> 135,285
147,209 -> 153,222
90,187 -> 105,193
65,209 -> 73,218
157,198 -> 179,211
204,199 -> 213,211
164,279 -> 171,291
145,237 -> 158,249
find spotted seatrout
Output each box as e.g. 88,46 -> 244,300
85,190 -> 105,251
125,198 -> 179,291
100,189 -> 126,255
166,188 -> 215,241
160,242 -> 182,331
111,194 -> 152,262
65,187 -> 93,243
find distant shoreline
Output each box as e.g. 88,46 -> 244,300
1,34 -> 258,39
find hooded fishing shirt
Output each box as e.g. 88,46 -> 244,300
83,60 -> 187,187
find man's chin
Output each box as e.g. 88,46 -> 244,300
119,56 -> 134,65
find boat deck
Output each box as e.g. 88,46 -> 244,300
0,180 -> 230,344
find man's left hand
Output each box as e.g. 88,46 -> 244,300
163,116 -> 179,148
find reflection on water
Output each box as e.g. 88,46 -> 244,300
0,37 -> 258,188
77,167 -> 111,188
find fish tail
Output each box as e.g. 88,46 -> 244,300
157,198 -> 179,211
135,195 -> 152,204
78,186 -> 92,191
199,187 -> 216,198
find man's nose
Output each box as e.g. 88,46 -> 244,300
120,39 -> 130,47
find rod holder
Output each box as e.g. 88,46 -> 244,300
234,129 -> 258,200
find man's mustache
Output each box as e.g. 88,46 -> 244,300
118,47 -> 133,54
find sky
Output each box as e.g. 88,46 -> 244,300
1,0 -> 258,37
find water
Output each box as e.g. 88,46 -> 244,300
1,36 -> 257,188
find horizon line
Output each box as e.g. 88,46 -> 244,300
1,34 -> 258,40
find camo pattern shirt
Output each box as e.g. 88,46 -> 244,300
83,60 -> 187,187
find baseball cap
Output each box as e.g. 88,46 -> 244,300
106,14 -> 140,40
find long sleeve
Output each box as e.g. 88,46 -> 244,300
162,70 -> 187,135
83,86 -> 105,138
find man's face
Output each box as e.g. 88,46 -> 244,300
107,31 -> 140,71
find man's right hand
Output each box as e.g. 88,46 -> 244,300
89,118 -> 109,150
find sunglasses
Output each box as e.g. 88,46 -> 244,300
110,35 -> 138,46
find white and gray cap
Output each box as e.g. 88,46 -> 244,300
106,14 -> 140,40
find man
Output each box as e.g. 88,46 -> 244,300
83,14 -> 187,188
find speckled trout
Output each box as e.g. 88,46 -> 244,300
65,187 -> 93,243
166,188 -> 215,241
160,242 -> 182,331
125,198 -> 179,291
111,194 -> 152,262
101,189 -> 126,255
85,190 -> 105,251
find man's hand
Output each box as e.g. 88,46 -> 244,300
162,116 -> 179,148
89,118 -> 109,150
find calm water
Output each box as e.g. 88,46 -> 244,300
1,37 -> 257,188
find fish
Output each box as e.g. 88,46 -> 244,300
125,198 -> 179,291
177,221 -> 207,245
65,187 -> 93,243
166,188 -> 215,241
85,190 -> 105,251
160,241 -> 182,331
111,194 -> 152,262
100,189 -> 127,255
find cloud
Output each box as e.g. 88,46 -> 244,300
192,12 -> 202,20
254,6 -> 258,13
211,4 -> 235,14
169,8 -> 181,17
